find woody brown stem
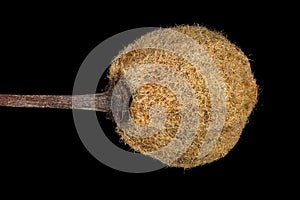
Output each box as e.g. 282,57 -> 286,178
0,92 -> 111,112
0,79 -> 132,124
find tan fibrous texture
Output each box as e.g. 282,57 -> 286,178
109,25 -> 258,168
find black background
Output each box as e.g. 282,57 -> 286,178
0,2 -> 294,196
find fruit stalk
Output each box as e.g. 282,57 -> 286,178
0,93 -> 111,112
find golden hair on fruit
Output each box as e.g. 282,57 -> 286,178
109,25 -> 257,168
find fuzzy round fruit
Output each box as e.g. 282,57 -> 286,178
109,25 -> 258,168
